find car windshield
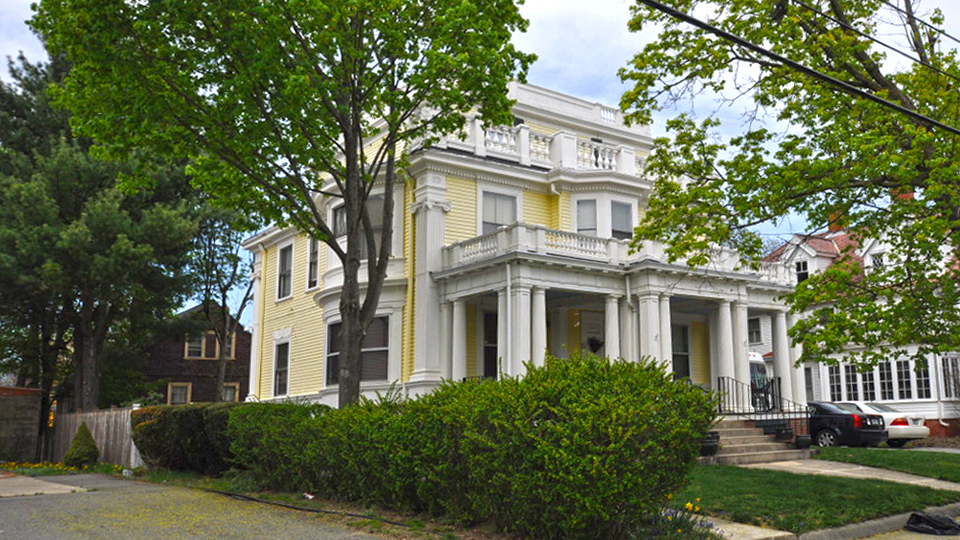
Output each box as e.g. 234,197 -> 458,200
836,403 -> 861,413
866,403 -> 900,413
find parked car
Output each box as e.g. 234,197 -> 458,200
837,402 -> 930,448
808,401 -> 888,447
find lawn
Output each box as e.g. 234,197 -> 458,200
817,446 -> 960,482
675,465 -> 960,535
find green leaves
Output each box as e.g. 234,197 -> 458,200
622,0 -> 960,367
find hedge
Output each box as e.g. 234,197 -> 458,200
228,353 -> 717,539
131,401 -> 246,475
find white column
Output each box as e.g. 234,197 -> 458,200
512,285 -> 532,376
604,295 -> 621,359
637,293 -> 661,365
411,173 -> 450,383
717,301 -> 736,382
772,310 -> 795,402
531,287 -> 547,367
245,247 -> 264,401
451,299 -> 467,382
497,288 -> 508,377
788,313 -> 806,405
619,298 -> 634,362
440,301 -> 452,380
659,294 -> 672,364
733,302 -> 750,385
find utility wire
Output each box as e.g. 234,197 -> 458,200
636,0 -> 960,137
790,0 -> 960,86
878,0 -> 960,48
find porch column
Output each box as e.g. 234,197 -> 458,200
497,288 -> 508,376
637,292 -> 662,366
619,298 -> 635,362
788,313 -> 806,405
733,301 -> 750,385
717,301 -> 736,382
451,299 -> 467,381
440,300 -> 452,380
410,173 -> 450,383
659,294 -> 672,364
531,287 -> 547,367
605,295 -> 621,359
772,310 -> 795,402
512,285 -> 531,376
245,247 -> 264,401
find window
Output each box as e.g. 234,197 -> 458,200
916,362 -> 932,399
844,365 -> 859,401
861,368 -> 876,401
274,342 -> 289,396
167,383 -> 191,405
879,362 -> 895,400
185,335 -> 204,358
221,383 -> 240,402
748,318 -> 762,344
611,201 -> 633,240
577,200 -> 597,236
307,238 -> 319,289
795,260 -> 809,283
482,312 -> 499,379
897,360 -> 913,399
326,317 -> 389,385
804,366 -> 815,401
671,325 -> 691,380
943,356 -> 960,399
872,253 -> 885,270
482,192 -> 517,234
277,244 -> 293,299
332,196 -> 384,260
828,366 -> 841,401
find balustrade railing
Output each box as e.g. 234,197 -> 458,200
485,126 -> 517,154
530,133 -> 552,162
578,140 -> 618,170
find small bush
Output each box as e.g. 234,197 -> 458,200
131,406 -> 183,469
64,423 -> 99,468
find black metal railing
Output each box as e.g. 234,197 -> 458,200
717,376 -> 809,437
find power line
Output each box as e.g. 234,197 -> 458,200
790,0 -> 960,86
635,0 -> 960,137
877,0 -> 960,48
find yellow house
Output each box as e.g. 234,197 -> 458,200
241,83 -> 802,407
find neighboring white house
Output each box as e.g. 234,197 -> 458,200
241,82 -> 803,410
767,227 -> 959,435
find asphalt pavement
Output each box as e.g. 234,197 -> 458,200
0,474 -> 384,540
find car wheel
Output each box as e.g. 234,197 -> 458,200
887,439 -> 908,448
816,430 -> 839,447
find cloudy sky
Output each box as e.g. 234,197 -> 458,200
3,0 -> 959,237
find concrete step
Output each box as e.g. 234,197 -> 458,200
701,448 -> 816,466
713,420 -> 747,429
712,427 -> 764,438
721,435 -> 778,445
717,442 -> 794,455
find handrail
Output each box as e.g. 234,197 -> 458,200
716,376 -> 809,439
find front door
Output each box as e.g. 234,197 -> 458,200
482,312 -> 498,379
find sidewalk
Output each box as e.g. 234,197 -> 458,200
714,458 -> 960,540
0,472 -> 86,497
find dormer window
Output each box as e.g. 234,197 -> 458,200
872,253 -> 885,270
795,260 -> 809,283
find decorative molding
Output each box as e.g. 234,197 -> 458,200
409,200 -> 452,214
272,327 -> 292,342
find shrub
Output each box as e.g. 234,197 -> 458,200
64,423 -> 99,468
131,406 -> 183,469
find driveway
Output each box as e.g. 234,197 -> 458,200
0,474 -> 383,540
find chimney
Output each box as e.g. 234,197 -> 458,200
828,211 -> 845,233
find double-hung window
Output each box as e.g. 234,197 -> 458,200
168,383 -> 191,405
795,260 -> 809,283
611,201 -> 633,240
274,342 -> 289,396
307,238 -> 319,289
747,318 -> 762,344
577,200 -> 597,236
277,245 -> 293,299
333,196 -> 385,260
482,192 -> 517,234
326,317 -> 389,385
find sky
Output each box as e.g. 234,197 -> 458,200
2,0 -> 959,240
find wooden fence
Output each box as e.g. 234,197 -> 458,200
53,408 -> 143,468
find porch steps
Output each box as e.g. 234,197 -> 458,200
700,419 -> 817,466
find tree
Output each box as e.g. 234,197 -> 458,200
619,0 -> 960,367
33,0 -> 534,407
192,207 -> 259,402
0,51 -> 199,420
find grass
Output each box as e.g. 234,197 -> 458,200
817,446 -> 960,482
674,465 -> 960,535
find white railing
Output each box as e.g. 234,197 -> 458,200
543,229 -> 609,258
530,132 -> 552,162
485,126 -> 517,154
578,140 -> 618,170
